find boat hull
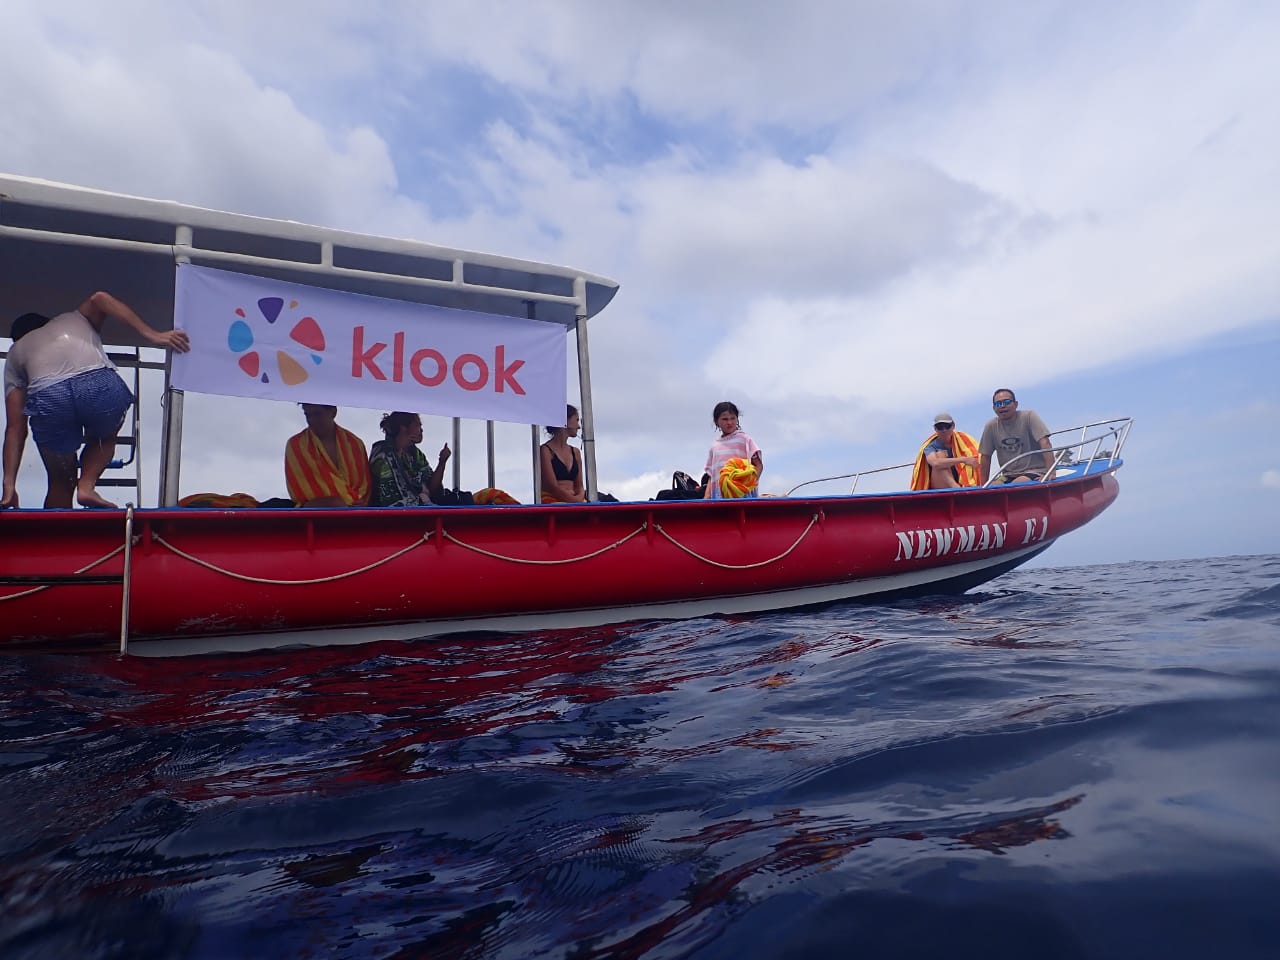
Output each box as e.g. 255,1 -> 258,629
0,467 -> 1119,656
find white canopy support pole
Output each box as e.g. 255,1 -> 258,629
525,298 -> 544,501
449,259 -> 466,497
451,417 -> 461,491
158,356 -> 183,506
486,421 -> 496,489
159,225 -> 192,506
531,425 -> 542,501
573,277 -> 597,502
132,347 -> 144,503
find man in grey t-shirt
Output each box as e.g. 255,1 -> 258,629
979,388 -> 1052,483
4,293 -> 189,509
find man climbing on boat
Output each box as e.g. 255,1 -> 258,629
2,293 -> 190,509
911,412 -> 979,490
979,388 -> 1053,483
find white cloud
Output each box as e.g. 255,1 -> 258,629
371,3 -> 1280,459
397,1 -> 976,127
0,5 -> 415,235
627,151 -> 1010,300
603,470 -> 669,503
5,1 -> 1279,559
1263,470 -> 1280,491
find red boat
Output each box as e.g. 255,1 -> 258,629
0,175 -> 1130,656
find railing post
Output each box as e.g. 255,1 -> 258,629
160,225 -> 193,506
119,506 -> 135,655
574,277 -> 597,502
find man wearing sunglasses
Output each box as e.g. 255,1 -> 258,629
979,388 -> 1052,484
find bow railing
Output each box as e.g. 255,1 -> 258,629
786,417 -> 1133,496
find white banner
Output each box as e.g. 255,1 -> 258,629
171,264 -> 567,425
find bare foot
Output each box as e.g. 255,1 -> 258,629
77,490 -> 120,509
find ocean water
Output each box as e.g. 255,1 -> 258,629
2,554 -> 1278,960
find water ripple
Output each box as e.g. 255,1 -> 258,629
2,554 -> 1278,958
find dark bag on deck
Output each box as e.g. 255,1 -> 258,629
654,470 -> 706,501
435,488 -> 474,506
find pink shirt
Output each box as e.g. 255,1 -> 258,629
704,428 -> 761,497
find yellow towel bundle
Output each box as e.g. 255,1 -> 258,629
177,492 -> 260,508
718,457 -> 759,498
473,487 -> 519,505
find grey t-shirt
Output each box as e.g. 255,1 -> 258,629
979,409 -> 1050,477
4,310 -> 111,398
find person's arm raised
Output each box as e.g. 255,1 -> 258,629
427,443 -> 451,500
81,292 -> 191,353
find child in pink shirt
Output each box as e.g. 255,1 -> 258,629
703,400 -> 763,499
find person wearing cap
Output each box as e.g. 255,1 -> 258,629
979,388 -> 1052,484
910,412 -> 979,490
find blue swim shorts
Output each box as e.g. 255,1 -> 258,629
25,367 -> 134,453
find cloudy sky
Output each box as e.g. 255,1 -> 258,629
3,0 -> 1277,565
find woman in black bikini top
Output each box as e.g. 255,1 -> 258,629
539,404 -> 585,503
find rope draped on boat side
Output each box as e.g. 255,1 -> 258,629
151,532 -> 433,585
440,514 -> 820,569
440,524 -> 649,563
0,544 -> 127,601
23,513 -> 824,594
652,514 -> 820,569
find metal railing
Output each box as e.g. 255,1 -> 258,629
787,461 -> 915,497
982,417 -> 1133,486
786,417 -> 1132,497
99,348 -> 147,496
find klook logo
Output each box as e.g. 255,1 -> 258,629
227,296 -> 326,386
351,327 -> 527,394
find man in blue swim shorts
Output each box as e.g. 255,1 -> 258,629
3,293 -> 190,509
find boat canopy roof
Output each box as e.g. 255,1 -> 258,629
1,174 -> 619,347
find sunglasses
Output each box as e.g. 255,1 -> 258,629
993,399 -> 1015,408
934,423 -> 954,431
